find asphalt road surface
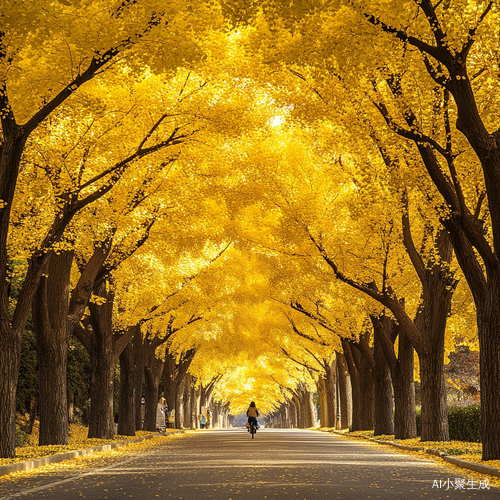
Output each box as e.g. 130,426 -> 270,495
1,428 -> 498,500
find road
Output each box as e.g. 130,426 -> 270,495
1,428 -> 497,499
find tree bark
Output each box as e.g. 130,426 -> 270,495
343,339 -> 374,431
0,329 -> 22,457
163,352 -> 176,413
163,348 -> 195,429
342,341 -> 360,430
32,251 -> 73,445
373,359 -> 393,435
190,383 -> 197,429
356,351 -> 374,431
131,330 -> 145,432
336,351 -> 351,430
32,240 -> 111,445
412,230 -> 452,442
316,376 -> 328,427
373,322 -> 394,436
324,359 -> 337,428
117,338 -> 138,436
419,349 -> 449,441
355,328 -> 393,435
304,389 -> 316,428
174,377 -> 184,429
293,394 -> 303,428
290,400 -> 298,428
193,386 -> 201,429
83,280 -> 134,439
393,332 -> 417,439
88,328 -> 116,440
372,315 -> 416,439
183,375 -> 192,428
144,357 -> 165,432
476,289 -> 500,458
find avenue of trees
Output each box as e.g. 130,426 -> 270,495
0,0 -> 497,461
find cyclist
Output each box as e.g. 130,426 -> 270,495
246,401 -> 259,431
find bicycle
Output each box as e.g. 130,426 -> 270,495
249,421 -> 257,439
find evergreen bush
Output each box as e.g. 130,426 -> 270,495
447,404 -> 481,442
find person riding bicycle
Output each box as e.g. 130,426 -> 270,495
246,401 -> 259,431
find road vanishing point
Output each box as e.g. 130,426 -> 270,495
1,429 -> 497,500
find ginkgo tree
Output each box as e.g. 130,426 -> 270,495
237,0 -> 500,460
15,64 -> 208,446
0,0 -> 230,458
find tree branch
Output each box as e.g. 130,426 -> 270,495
401,190 -> 426,283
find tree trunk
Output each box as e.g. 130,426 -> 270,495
183,375 -> 192,428
372,315 -> 416,439
86,281 -> 133,439
283,403 -> 291,428
132,331 -> 145,432
290,400 -> 298,428
0,330 -> 22,457
190,383 -> 197,429
373,324 -> 394,436
393,332 -> 417,439
32,251 -> 73,446
419,349 -> 449,441
88,338 -> 116,439
212,401 -> 219,428
336,350 -> 351,429
164,348 -> 195,429
0,131 -> 32,458
35,336 -> 69,444
325,359 -> 337,428
414,254 -> 451,442
443,218 -> 500,457
477,291 -> 500,459
117,341 -> 137,436
357,354 -> 374,430
316,376 -> 328,427
293,395 -> 303,428
304,390 -> 316,428
174,377 -> 184,429
342,341 -> 362,431
163,353 -> 176,413
193,385 -> 201,429
144,357 -> 165,432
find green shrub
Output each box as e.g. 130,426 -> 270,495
414,404 -> 481,442
15,427 -> 30,447
447,404 -> 481,442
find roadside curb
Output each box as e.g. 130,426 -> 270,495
0,430 -> 185,477
326,431 -> 500,479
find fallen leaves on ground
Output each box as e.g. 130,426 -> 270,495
319,427 -> 500,487
0,432 -> 187,484
0,423 -> 178,466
